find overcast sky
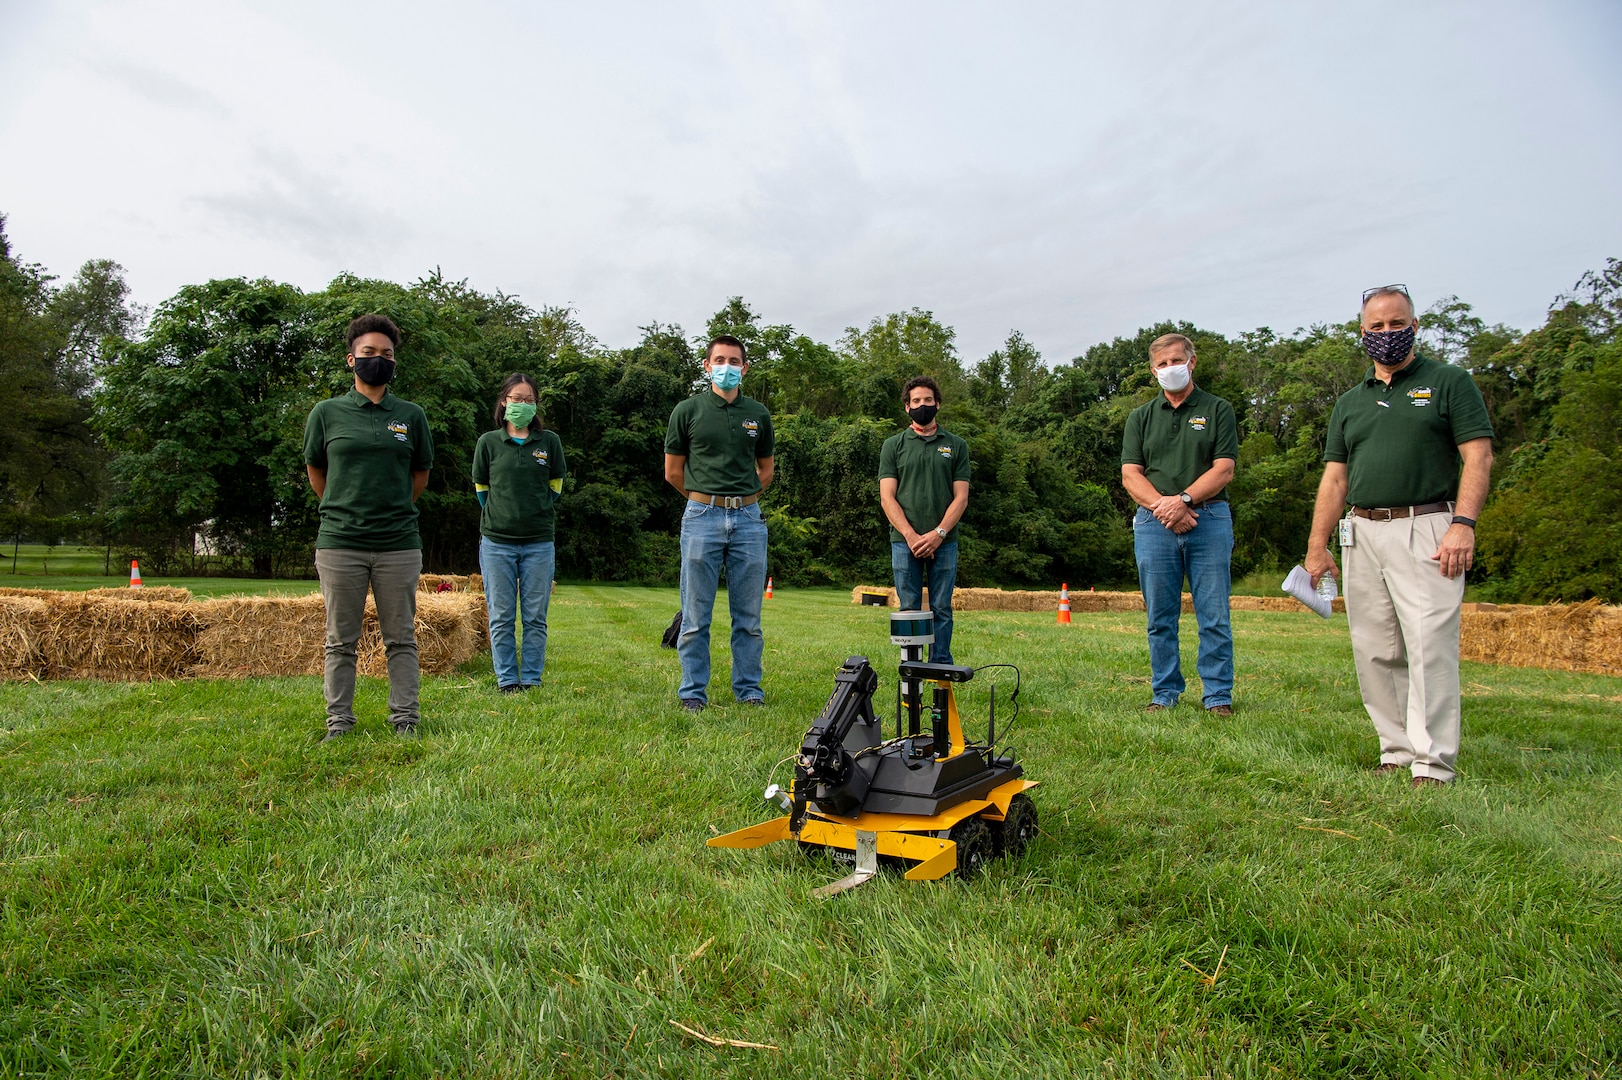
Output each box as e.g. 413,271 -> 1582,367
2,0 -> 1618,363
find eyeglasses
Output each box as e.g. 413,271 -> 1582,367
505,395 -> 537,404
1362,283 -> 1410,304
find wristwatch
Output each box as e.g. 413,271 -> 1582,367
1179,492 -> 1193,506
935,527 -> 947,538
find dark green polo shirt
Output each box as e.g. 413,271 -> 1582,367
878,427 -> 972,543
303,389 -> 434,551
1120,386 -> 1239,498
472,428 -> 568,544
664,390 -> 774,496
1324,353 -> 1494,508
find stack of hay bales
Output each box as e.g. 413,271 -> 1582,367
0,584 -> 488,682
851,585 -> 1149,613
1462,599 -> 1622,676
849,585 -> 1345,615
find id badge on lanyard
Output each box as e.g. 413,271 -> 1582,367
1338,513 -> 1355,549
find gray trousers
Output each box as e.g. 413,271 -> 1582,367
1344,512 -> 1464,782
316,548 -> 422,731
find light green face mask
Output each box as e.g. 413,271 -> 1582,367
504,401 -> 537,428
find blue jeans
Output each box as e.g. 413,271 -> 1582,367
479,537 -> 555,688
891,539 -> 959,664
1133,503 -> 1234,708
678,501 -> 767,704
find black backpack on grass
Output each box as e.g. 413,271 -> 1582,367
661,611 -> 682,649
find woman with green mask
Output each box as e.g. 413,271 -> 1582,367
471,373 -> 567,692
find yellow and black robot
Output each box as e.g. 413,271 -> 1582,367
709,610 -> 1038,896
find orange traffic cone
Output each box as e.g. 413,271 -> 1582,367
1056,582 -> 1071,624
765,576 -> 774,599
129,559 -> 143,589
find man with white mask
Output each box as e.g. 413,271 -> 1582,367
663,335 -> 775,711
1120,333 -> 1239,714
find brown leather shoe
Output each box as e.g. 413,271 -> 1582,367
1412,776 -> 1447,789
1373,763 -> 1403,776
1144,702 -> 1170,713
1206,704 -> 1233,716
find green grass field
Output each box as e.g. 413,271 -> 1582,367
1,588 -> 1618,1077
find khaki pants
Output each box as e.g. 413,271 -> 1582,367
316,548 -> 422,732
1344,511 -> 1463,781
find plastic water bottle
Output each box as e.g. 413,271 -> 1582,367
1317,575 -> 1338,603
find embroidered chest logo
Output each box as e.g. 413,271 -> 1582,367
741,418 -> 760,439
532,447 -> 549,465
387,420 -> 410,442
1188,415 -> 1208,431
1408,387 -> 1434,407
936,445 -> 953,459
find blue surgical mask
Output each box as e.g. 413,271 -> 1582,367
709,362 -> 743,391
1362,326 -> 1416,366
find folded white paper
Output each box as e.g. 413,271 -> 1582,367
1282,564 -> 1335,618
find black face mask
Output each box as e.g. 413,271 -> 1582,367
352,355 -> 396,386
907,403 -> 939,426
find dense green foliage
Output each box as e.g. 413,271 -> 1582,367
2,212 -> 1618,599
0,589 -> 1618,1076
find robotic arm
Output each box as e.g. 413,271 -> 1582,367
790,656 -> 879,829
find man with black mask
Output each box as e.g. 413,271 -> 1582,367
303,314 -> 436,741
879,376 -> 970,664
1306,285 -> 1494,789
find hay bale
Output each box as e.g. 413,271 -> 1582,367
0,587 -> 64,601
192,595 -> 326,678
0,596 -> 48,680
1462,599 -> 1622,675
418,574 -> 473,593
38,593 -> 200,681
85,585 -> 193,604
358,591 -> 484,677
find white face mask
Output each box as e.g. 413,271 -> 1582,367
1155,362 -> 1191,392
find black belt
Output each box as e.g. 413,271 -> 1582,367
1352,502 -> 1451,521
1189,498 -> 1225,510
689,493 -> 758,509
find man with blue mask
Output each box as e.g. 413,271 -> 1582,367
663,335 -> 775,711
1121,333 -> 1239,716
1307,285 -> 1494,789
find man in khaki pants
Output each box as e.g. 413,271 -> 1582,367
1306,285 -> 1494,788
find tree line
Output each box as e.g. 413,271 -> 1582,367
2,213 -> 1617,601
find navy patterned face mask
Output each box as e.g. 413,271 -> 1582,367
1362,325 -> 1415,366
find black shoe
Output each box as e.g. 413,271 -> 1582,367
498,684 -> 522,694
740,698 -> 766,707
320,729 -> 349,743
680,698 -> 706,712
393,723 -> 419,739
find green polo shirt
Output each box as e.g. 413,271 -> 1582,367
664,390 -> 774,496
878,426 -> 972,543
303,389 -> 434,551
1324,353 -> 1494,508
472,428 -> 568,544
1120,385 -> 1239,498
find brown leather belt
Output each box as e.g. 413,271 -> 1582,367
689,493 -> 759,509
1352,502 -> 1451,522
